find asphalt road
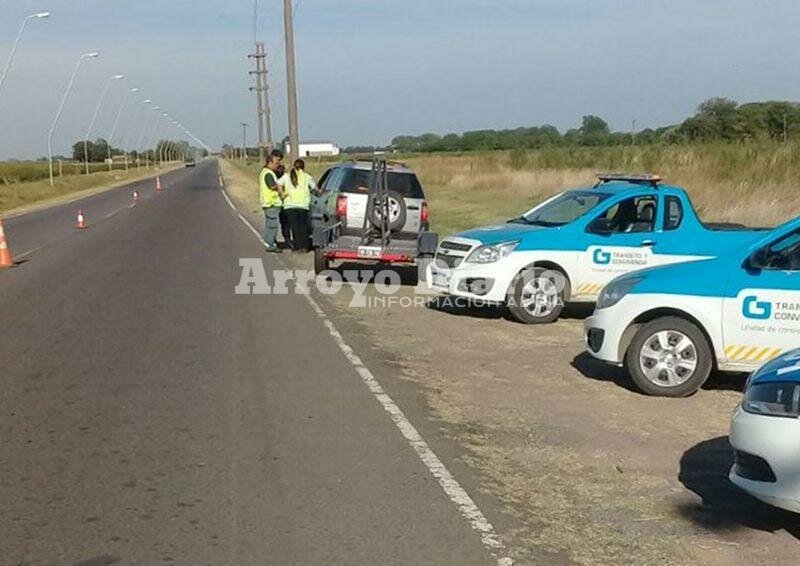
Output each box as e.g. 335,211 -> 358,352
0,161 -> 496,566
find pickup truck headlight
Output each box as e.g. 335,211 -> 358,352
596,276 -> 643,310
465,240 -> 520,264
743,381 -> 800,418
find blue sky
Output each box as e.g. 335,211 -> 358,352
0,0 -> 799,159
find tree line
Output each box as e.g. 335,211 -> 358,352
356,98 -> 800,154
71,138 -> 202,162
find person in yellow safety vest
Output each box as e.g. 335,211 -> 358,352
277,164 -> 292,247
259,149 -> 286,253
281,159 -> 317,252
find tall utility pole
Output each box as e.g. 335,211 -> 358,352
284,0 -> 300,161
241,122 -> 249,161
249,42 -> 272,161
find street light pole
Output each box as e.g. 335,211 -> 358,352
157,113 -> 170,165
48,51 -> 99,186
135,101 -> 153,169
0,12 -> 50,103
84,74 -> 123,175
122,98 -> 150,171
144,110 -> 163,168
108,87 -> 138,171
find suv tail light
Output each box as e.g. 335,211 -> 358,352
336,194 -> 348,218
420,201 -> 429,226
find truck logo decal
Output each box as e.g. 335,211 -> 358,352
742,295 -> 772,320
592,249 -> 611,265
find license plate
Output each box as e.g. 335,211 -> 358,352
357,245 -> 383,259
431,270 -> 450,289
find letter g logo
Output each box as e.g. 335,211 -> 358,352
593,248 -> 611,265
742,295 -> 772,320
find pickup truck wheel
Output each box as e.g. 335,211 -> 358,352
626,316 -> 712,397
314,248 -> 330,275
507,267 -> 565,324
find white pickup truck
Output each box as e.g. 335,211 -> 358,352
585,216 -> 800,396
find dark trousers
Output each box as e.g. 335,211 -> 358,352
284,208 -> 310,251
279,208 -> 292,247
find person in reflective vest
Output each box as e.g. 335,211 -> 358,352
281,159 -> 317,252
259,149 -> 286,252
277,164 -> 292,247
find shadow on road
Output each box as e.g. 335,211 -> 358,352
327,261 -> 420,287
700,371 -> 749,393
572,352 -> 748,395
425,296 -> 509,320
677,436 -> 800,538
571,352 -> 639,392
560,303 -> 595,320
425,298 -> 595,323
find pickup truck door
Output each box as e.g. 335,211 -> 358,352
576,195 -> 660,297
637,194 -> 707,265
721,227 -> 800,366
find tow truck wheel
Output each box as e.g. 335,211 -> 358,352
507,267 -> 565,324
625,316 -> 713,397
314,248 -> 330,275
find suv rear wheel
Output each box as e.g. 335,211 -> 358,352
507,267 -> 566,324
626,316 -> 713,397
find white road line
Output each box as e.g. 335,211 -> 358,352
14,245 -> 43,261
237,212 -> 263,241
301,292 -> 508,559
221,181 -> 511,565
221,189 -> 236,211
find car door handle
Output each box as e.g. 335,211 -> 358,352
641,240 -> 657,247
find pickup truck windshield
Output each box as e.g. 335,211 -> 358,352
513,191 -> 608,227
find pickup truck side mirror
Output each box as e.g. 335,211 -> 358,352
587,217 -> 613,234
746,247 -> 768,271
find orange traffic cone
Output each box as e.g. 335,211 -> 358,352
0,218 -> 13,268
133,190 -> 140,202
75,210 -> 87,230
155,177 -> 163,192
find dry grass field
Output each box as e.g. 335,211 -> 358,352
218,145 -> 800,564
402,144 -> 800,233
226,142 -> 800,235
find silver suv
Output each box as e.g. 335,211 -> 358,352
311,159 -> 438,278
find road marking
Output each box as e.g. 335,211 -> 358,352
222,183 -> 512,565
237,212 -> 263,241
301,292 -> 509,562
14,245 -> 43,261
221,189 -> 236,211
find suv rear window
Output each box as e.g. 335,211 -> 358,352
324,167 -> 425,199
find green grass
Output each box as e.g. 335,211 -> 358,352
0,162 -> 177,213
0,160 -> 138,185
